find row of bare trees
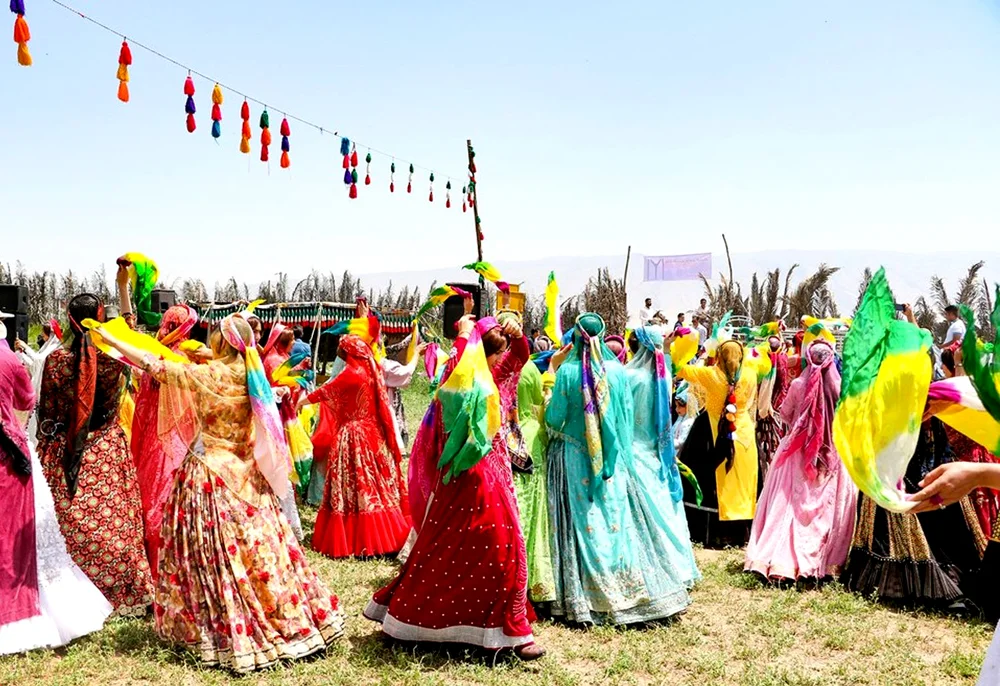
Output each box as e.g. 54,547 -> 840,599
2,257 -> 996,344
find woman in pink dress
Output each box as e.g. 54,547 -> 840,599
744,340 -> 858,581
365,315 -> 543,660
130,304 -> 199,578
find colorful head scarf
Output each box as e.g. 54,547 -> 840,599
573,313 -> 616,493
338,334 -> 402,459
784,340 -> 841,481
157,304 -> 198,350
219,314 -> 290,498
262,322 -> 288,359
629,326 -> 682,496
64,293 -> 104,497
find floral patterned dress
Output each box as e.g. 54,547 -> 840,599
149,358 -> 344,673
37,348 -> 154,617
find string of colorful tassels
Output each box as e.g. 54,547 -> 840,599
11,0 -> 30,66
279,116 -> 290,168
407,163 -> 414,193
428,172 -> 434,203
116,40 -> 131,102
349,144 -> 359,198
389,160 -> 395,193
446,180 -> 452,208
260,108 -> 271,162
210,84 -> 223,140
239,100 -> 251,153
183,74 -> 196,133
365,151 -> 372,187
462,184 -> 467,213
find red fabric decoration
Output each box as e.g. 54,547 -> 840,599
211,103 -> 222,121
239,100 -> 251,154
349,183 -> 358,199
183,75 -> 195,96
186,113 -> 196,133
446,198 -> 451,208
390,182 -> 395,193
261,145 -> 269,162
463,202 -> 467,212
342,154 -> 350,169
428,190 -> 434,202
118,41 -> 132,65
350,150 -> 358,167
241,101 -> 250,119
407,182 -> 412,193
364,174 -> 371,186
280,118 -> 291,136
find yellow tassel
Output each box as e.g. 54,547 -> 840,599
239,137 -> 251,154
212,83 -> 223,105
118,80 -> 129,103
16,42 -> 31,66
117,63 -> 129,82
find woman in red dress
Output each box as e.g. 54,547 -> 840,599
131,304 -> 199,578
306,335 -> 410,558
365,315 -> 544,660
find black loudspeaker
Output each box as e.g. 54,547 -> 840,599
4,313 -> 28,348
441,282 -> 482,339
0,284 -> 29,314
150,289 -> 177,314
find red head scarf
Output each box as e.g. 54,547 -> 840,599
157,304 -> 199,350
339,334 -> 402,459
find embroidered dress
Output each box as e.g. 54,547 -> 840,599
149,352 -> 344,672
513,361 -> 556,604
307,335 -> 410,558
366,326 -> 534,649
37,348 -> 154,617
545,314 -> 691,625
0,446 -> 112,654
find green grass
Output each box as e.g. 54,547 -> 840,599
0,381 -> 994,685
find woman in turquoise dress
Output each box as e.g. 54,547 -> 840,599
624,326 -> 700,588
545,313 -> 691,625
513,361 -> 556,605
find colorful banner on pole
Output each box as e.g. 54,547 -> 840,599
643,253 -> 712,282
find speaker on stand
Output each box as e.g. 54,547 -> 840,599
150,289 -> 177,315
441,282 -> 482,339
0,284 -> 29,348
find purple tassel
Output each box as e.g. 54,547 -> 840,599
281,135 -> 290,152
10,0 -> 25,15
340,137 -> 350,156
185,96 -> 196,114
343,168 -> 352,185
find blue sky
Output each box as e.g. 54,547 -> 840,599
4,0 -> 1000,286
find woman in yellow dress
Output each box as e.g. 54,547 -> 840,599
674,339 -> 759,525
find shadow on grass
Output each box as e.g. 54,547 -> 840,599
347,631 -> 527,671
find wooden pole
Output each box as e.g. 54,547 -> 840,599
622,245 -> 632,327
467,139 -> 484,315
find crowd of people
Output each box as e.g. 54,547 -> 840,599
3,263 -> 1000,683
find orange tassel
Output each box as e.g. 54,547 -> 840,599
13,15 -> 29,43
241,120 -> 252,139
16,40 -> 31,66
261,128 -> 272,146
240,137 -> 251,154
116,63 -> 129,82
117,80 -> 129,103
280,151 -> 290,168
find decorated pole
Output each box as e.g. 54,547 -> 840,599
466,139 -> 484,312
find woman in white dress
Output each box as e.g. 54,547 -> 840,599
0,447 -> 113,654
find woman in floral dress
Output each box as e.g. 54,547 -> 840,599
37,293 -> 154,617
95,313 -> 344,673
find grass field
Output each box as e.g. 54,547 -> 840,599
0,375 -> 995,685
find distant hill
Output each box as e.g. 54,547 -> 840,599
359,249 -> 1000,322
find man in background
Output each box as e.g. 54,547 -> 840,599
692,315 -> 708,343
639,298 -> 654,326
943,305 -> 966,349
673,312 -> 686,331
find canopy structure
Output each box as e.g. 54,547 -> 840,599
192,301 -> 414,335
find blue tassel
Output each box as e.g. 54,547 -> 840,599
185,96 -> 196,114
211,120 -> 222,139
343,168 -> 352,185
281,135 -> 290,152
340,137 -> 350,156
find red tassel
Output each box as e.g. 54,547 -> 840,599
349,183 -> 358,199
446,198 -> 451,208
280,151 -> 290,168
390,182 -> 395,193
186,113 -> 196,133
463,202 -> 467,212
183,75 -> 195,96
261,145 -> 269,162
119,40 -> 132,65
428,190 -> 434,202
407,182 -> 412,193
211,103 -> 222,121
364,174 -> 371,186
241,101 -> 250,120
478,230 -> 485,241
350,150 -> 358,167
470,162 -> 477,174
342,154 -> 350,169
280,118 -> 290,136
